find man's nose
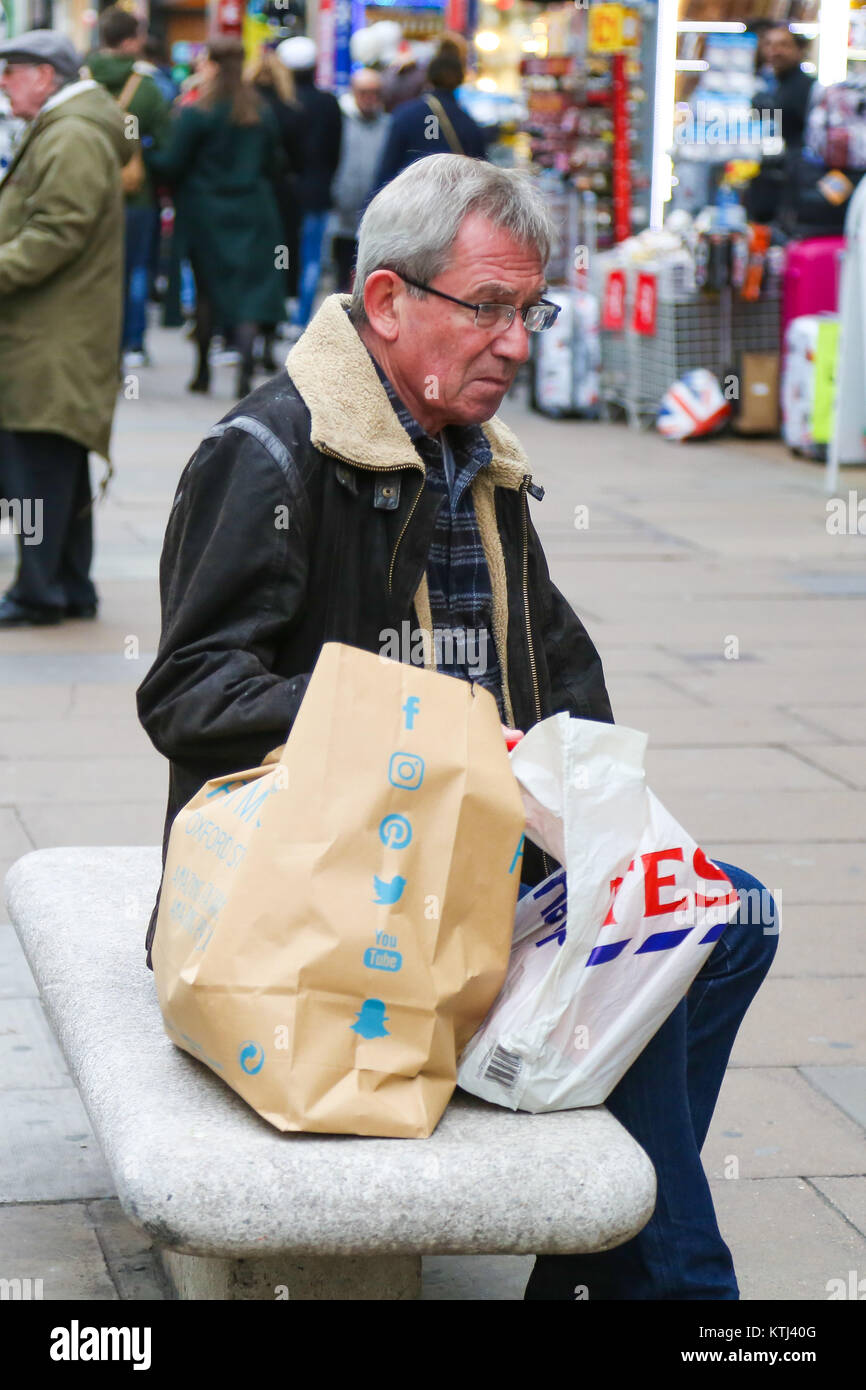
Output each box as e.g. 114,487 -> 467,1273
493,312 -> 531,364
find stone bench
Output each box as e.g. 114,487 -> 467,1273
5,847 -> 656,1301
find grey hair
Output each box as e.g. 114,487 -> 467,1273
350,154 -> 555,325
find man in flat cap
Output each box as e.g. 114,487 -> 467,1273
0,31 -> 129,626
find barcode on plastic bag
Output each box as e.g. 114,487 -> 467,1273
484,1045 -> 523,1090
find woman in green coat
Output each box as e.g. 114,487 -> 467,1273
148,37 -> 287,398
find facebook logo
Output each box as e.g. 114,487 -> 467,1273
402,696 -> 420,731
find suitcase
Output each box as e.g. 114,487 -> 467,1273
781,238 -> 845,348
780,314 -> 840,459
530,288 -> 600,418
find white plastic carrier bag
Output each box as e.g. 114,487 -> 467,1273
457,713 -> 741,1112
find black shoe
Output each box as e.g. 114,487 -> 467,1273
65,601 -> 98,619
187,369 -> 210,394
0,595 -> 63,627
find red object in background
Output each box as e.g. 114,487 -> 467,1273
504,731 -> 524,752
632,272 -> 657,335
446,0 -> 467,31
611,52 -> 631,243
602,269 -> 626,330
214,0 -> 242,36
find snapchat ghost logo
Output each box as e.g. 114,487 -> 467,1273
351,998 -> 390,1039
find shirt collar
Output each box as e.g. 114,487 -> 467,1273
363,343 -> 492,470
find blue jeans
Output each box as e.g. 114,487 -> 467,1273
123,206 -> 157,352
294,211 -> 329,329
524,862 -> 778,1300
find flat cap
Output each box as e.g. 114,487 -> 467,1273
0,28 -> 82,81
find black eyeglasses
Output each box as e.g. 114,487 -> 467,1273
397,274 -> 561,334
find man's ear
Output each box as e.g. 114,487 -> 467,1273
362,269 -> 403,343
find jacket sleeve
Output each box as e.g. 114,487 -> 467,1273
136,428 -> 312,772
144,106 -> 204,182
141,75 -> 172,150
530,519 -> 614,725
0,119 -> 116,296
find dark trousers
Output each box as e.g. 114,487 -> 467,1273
0,429 -> 97,614
124,205 -> 157,353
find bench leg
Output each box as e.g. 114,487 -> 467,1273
158,1250 -> 422,1300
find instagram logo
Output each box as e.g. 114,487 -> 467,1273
388,752 -> 425,791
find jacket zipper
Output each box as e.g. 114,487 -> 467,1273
520,475 -> 551,877
318,443 -> 424,594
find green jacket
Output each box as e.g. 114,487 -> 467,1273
0,81 -> 128,459
86,52 -> 171,208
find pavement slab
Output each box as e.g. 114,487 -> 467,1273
657,789 -> 866,845
0,997 -> 70,1089
784,706 -> 866,743
799,1067 -> 866,1129
730,978 -> 866,1067
795,745 -> 866,790
704,1067 -> 866,1178
709,1177 -> 866,1300
0,1090 -> 115,1203
644,746 -> 844,793
0,924 -> 39,998
810,1177 -> 866,1240
700,842 -> 866,904
17,802 -> 166,850
0,1203 -> 118,1301
772,905 -> 866,978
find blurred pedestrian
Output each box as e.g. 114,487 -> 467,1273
248,42 -> 304,360
140,34 -> 180,106
276,36 -> 342,333
146,37 -> 286,399
88,5 -> 171,369
0,30 -> 128,628
371,36 -> 487,196
380,48 -> 429,114
330,68 -> 388,292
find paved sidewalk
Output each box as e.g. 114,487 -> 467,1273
1,321 -> 864,1300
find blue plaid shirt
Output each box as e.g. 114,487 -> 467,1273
371,358 -> 505,717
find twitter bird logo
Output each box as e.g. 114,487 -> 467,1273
373,874 -> 407,905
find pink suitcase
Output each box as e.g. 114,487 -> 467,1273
781,237 -> 845,346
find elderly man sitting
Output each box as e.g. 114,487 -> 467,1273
138,154 -> 777,1301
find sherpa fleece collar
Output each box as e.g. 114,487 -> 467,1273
284,293 -> 531,491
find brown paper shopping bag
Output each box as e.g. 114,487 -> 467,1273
153,642 -> 526,1137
